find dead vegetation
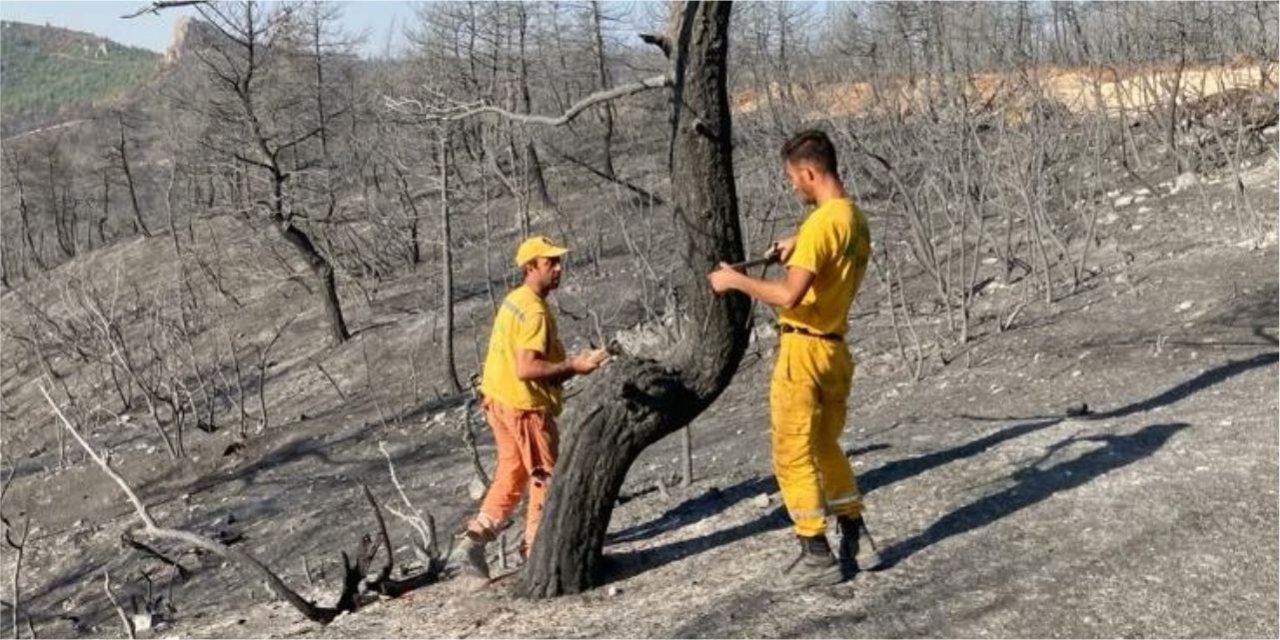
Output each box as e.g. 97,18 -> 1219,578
0,0 -> 1276,636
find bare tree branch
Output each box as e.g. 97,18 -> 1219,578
102,572 -> 135,640
385,74 -> 671,126
121,531 -> 191,581
543,141 -> 666,205
639,33 -> 672,58
41,382 -> 448,624
360,483 -> 393,586
121,0 -> 206,20
378,442 -> 440,562
2,479 -> 30,640
39,383 -> 344,624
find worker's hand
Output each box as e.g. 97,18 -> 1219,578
707,262 -> 741,294
769,236 -> 797,263
571,348 -> 610,375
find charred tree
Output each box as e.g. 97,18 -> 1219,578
589,0 -> 618,179
517,1 -> 748,598
179,1 -> 351,344
113,113 -> 153,238
439,127 -> 463,394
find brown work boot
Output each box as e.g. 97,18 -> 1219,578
782,534 -> 843,588
448,531 -> 491,582
837,515 -> 884,573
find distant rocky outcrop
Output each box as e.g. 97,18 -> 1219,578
164,16 -> 226,65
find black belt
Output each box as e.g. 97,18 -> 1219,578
777,323 -> 843,342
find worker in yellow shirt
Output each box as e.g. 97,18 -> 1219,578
708,130 -> 882,588
451,236 -> 608,582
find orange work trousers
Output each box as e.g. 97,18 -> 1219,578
466,398 -> 558,552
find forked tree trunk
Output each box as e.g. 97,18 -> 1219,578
517,1 -> 748,598
270,176 -> 350,345
117,116 -> 152,238
4,149 -> 45,272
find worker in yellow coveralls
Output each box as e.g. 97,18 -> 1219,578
708,129 -> 884,588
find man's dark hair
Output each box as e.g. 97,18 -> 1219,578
780,129 -> 838,176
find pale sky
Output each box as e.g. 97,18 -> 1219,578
0,1 -> 424,58
0,1 -> 831,60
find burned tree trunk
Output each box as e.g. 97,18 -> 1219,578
164,1 -> 353,346
270,174 -> 349,346
590,0 -> 618,180
515,2 -> 551,207
439,128 -> 463,394
394,164 -> 422,266
517,1 -> 747,598
4,148 -> 45,273
115,115 -> 152,238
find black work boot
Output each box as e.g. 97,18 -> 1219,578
783,534 -> 843,588
837,515 -> 884,573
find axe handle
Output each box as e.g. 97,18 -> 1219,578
727,255 -> 778,270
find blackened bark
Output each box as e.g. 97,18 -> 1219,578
4,149 -> 45,272
590,0 -> 618,179
270,177 -> 349,345
516,2 -> 551,206
117,117 -> 152,237
439,129 -> 463,394
516,1 -> 747,598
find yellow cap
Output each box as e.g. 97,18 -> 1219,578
515,236 -> 570,267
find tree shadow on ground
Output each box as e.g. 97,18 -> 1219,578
386,392 -> 470,427
878,421 -> 1189,567
637,423 -> 1189,638
143,410 -> 457,511
604,501 -> 791,584
859,418 -> 1062,495
607,476 -> 780,546
601,411 -> 1066,583
603,350 -> 1276,582
1089,352 -> 1275,420
607,443 -> 889,547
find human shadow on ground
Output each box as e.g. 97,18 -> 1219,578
600,411 -> 1067,582
604,414 -> 1067,554
603,350 -> 1275,581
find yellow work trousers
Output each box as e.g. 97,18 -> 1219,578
769,333 -> 863,537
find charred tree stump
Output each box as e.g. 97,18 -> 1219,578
517,1 -> 747,598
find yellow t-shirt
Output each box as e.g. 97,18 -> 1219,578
480,285 -> 566,415
779,197 -> 872,336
